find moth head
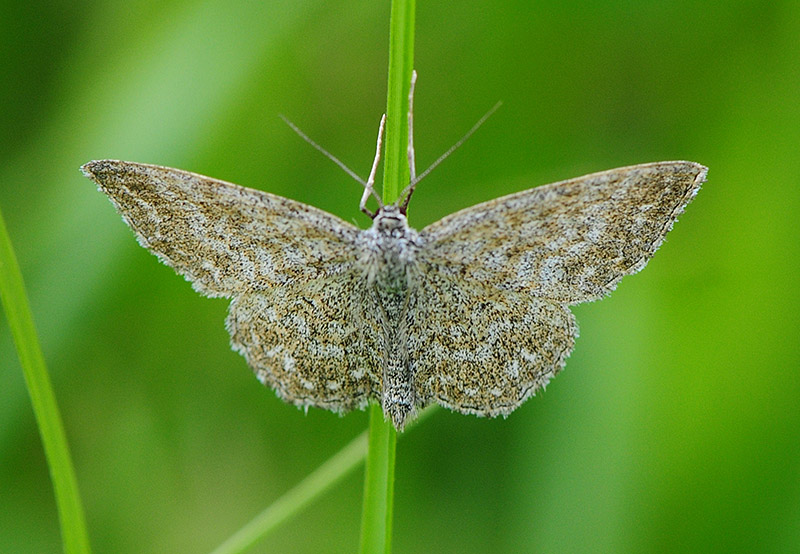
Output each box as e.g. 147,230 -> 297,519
373,204 -> 408,237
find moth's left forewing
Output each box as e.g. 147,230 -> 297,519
418,161 -> 707,304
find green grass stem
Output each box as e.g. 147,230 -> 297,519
211,407 -> 437,554
0,206 -> 91,553
210,431 -> 368,554
358,1 -> 415,552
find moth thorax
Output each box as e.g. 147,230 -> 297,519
374,238 -> 412,300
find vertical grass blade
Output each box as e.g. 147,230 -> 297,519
0,205 -> 91,553
359,405 -> 398,554
381,0 -> 416,205
359,0 -> 415,552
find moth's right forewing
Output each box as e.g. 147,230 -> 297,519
418,161 -> 706,304
83,160 -> 362,297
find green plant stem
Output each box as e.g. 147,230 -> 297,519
0,206 -> 91,553
381,0 -> 416,205
359,405 -> 397,554
359,1 -> 415,553
211,431 -> 368,554
210,406 -> 436,554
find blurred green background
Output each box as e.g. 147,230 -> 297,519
2,1 -> 798,552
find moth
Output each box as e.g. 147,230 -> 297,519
83,80 -> 706,430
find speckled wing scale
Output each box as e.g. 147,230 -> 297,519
84,143 -> 705,431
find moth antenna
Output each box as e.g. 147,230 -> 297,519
279,113 -> 370,188
399,99 -> 503,210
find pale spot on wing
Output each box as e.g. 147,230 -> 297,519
505,359 -> 520,380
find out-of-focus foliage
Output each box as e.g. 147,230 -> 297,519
1,1 -> 798,552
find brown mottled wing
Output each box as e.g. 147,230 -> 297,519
82,160 -> 361,298
418,161 -> 707,304
84,159 -> 382,410
227,276 -> 383,413
411,161 -> 705,416
407,270 -> 577,417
